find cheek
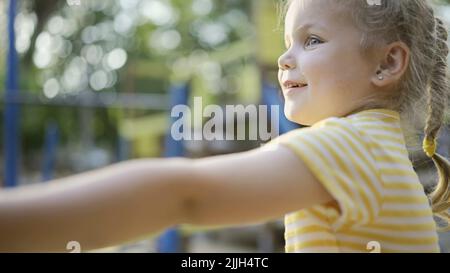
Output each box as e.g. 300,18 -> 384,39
305,50 -> 363,89
301,53 -> 333,82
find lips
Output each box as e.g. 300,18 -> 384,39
282,80 -> 308,95
283,80 -> 308,89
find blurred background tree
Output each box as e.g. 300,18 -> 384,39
1,0 -> 273,179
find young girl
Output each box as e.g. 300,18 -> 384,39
1,0 -> 450,253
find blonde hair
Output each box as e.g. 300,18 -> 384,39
279,0 -> 450,230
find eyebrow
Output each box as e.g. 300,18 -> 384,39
284,23 -> 327,41
295,23 -> 315,33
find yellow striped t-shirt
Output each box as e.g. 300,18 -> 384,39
274,109 -> 440,253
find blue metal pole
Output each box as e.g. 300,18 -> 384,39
116,136 -> 130,162
4,0 -> 19,187
157,83 -> 190,253
42,122 -> 59,182
163,84 -> 190,158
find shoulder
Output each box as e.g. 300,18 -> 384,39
272,109 -> 402,148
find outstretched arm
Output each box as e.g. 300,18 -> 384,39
0,144 -> 333,252
0,158 -> 194,252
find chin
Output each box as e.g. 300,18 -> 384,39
284,105 -> 315,126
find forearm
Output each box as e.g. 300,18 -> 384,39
0,158 -> 192,252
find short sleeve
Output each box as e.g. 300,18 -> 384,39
271,118 -> 384,230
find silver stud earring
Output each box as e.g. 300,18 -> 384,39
377,70 -> 384,81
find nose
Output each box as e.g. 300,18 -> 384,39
278,51 -> 296,71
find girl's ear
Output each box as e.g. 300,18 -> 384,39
371,41 -> 410,88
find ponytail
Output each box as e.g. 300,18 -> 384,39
424,17 -> 450,232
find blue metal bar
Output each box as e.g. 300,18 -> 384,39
163,84 -> 190,158
4,0 -> 19,187
157,83 -> 190,253
116,136 -> 130,162
42,122 -> 59,182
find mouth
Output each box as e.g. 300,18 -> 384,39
283,80 -> 308,94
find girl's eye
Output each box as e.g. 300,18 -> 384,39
305,36 -> 323,48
